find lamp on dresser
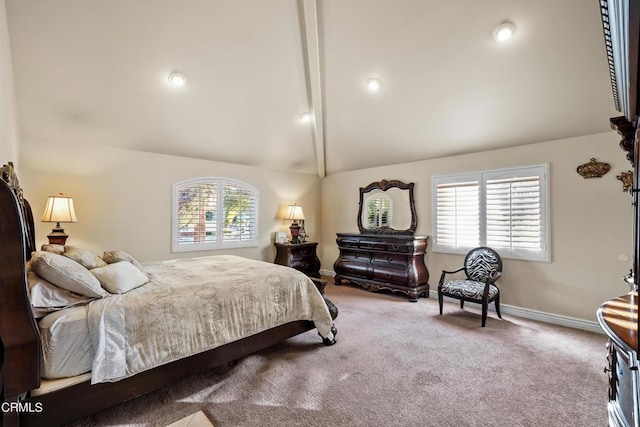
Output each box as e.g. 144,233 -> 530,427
41,193 -> 77,245
285,203 -> 305,244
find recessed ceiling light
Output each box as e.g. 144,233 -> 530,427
168,72 -> 188,86
366,78 -> 383,92
301,113 -> 312,123
493,22 -> 517,42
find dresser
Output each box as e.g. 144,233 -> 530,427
274,242 -> 321,278
333,233 -> 429,302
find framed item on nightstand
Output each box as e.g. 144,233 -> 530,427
275,231 -> 287,244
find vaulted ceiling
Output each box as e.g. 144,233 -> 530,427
5,0 -> 618,176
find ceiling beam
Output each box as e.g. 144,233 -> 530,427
300,0 -> 326,178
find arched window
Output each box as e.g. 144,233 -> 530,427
172,178 -> 258,252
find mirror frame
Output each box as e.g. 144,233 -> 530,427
357,179 -> 417,235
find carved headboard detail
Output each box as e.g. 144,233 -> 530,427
1,162 -> 36,259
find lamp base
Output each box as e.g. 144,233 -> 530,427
289,222 -> 301,244
47,226 -> 69,245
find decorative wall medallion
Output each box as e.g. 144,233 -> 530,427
617,170 -> 633,192
576,158 -> 611,178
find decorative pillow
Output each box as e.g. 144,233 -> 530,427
63,246 -> 107,270
91,262 -> 149,294
41,244 -> 65,255
31,251 -> 108,298
103,250 -> 145,271
27,271 -> 93,318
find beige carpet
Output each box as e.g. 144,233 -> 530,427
68,283 -> 608,427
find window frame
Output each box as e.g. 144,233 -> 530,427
172,177 -> 259,252
431,164 -> 549,261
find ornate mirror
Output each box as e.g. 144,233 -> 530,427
357,179 -> 417,235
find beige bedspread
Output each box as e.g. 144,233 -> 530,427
87,255 -> 333,384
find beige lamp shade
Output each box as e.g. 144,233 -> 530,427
41,194 -> 78,224
285,205 -> 305,221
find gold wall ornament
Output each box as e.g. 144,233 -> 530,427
617,170 -> 633,192
576,158 -> 611,178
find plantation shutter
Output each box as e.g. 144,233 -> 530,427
486,175 -> 542,251
176,182 -> 218,246
435,179 -> 480,248
432,165 -> 548,260
222,181 -> 257,243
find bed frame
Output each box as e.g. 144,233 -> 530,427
0,162 -> 337,427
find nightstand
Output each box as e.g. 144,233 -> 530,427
274,242 -> 321,277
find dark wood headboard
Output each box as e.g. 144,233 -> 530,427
0,162 -> 41,400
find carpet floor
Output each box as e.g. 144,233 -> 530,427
68,283 -> 608,427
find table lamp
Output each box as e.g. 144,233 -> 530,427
285,204 -> 305,244
41,193 -> 77,245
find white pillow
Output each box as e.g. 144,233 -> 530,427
91,262 -> 149,294
103,250 -> 145,272
41,244 -> 65,255
31,251 -> 108,298
63,246 -> 107,269
27,271 -> 93,318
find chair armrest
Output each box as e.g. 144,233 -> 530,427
481,272 -> 502,300
439,266 -> 465,286
486,271 -> 501,285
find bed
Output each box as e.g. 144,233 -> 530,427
0,162 -> 338,427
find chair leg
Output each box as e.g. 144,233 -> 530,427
438,291 -> 444,315
481,300 -> 488,327
460,300 -> 464,309
495,294 -> 502,319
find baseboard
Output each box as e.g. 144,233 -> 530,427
430,290 -> 603,334
319,269 -> 602,334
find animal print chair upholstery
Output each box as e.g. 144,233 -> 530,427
438,247 -> 503,327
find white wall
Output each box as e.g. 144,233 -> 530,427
0,0 -> 19,167
322,131 -> 631,322
20,139 -> 321,264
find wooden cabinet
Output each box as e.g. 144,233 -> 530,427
598,294 -> 640,427
333,233 -> 429,302
598,2 -> 640,424
274,242 -> 321,278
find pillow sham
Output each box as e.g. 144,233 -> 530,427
63,246 -> 107,270
41,244 -> 65,255
103,250 -> 145,271
31,251 -> 108,298
27,271 -> 93,318
91,262 -> 149,294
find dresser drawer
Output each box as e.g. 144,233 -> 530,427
292,260 -> 314,271
371,265 -> 408,283
358,240 -> 388,251
337,237 -> 360,249
292,247 -> 315,259
336,261 -> 371,277
372,253 -> 407,267
339,251 -> 371,263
